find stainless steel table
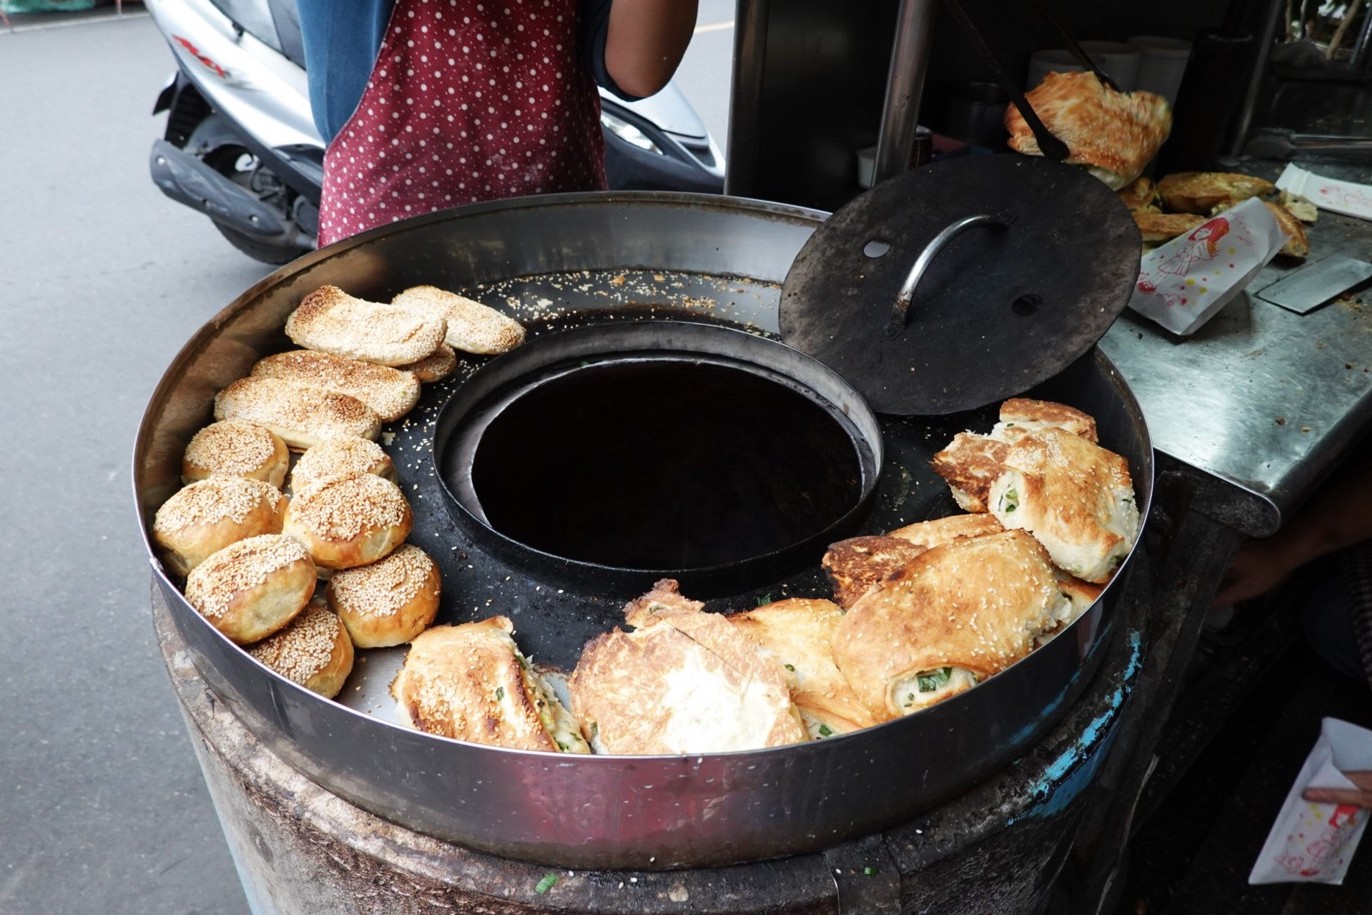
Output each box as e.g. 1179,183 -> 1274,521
1100,171 -> 1372,538
1071,158 -> 1372,914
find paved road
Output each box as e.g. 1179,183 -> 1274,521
0,6 -> 733,914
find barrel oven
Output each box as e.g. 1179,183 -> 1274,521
136,161 -> 1154,911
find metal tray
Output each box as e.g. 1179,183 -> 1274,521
133,191 -> 1153,869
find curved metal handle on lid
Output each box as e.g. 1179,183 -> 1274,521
884,213 -> 1011,339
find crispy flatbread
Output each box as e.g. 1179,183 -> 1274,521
1156,171 -> 1276,214
251,349 -> 420,422
285,285 -> 446,367
930,432 -> 1012,513
1006,71 -> 1172,189
986,427 -> 1140,583
728,598 -> 878,738
993,397 -> 1099,443
569,580 -> 808,754
822,535 -> 927,609
391,618 -> 590,753
833,530 -> 1068,719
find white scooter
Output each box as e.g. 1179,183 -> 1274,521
146,0 -> 727,264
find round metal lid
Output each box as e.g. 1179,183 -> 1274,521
779,154 -> 1141,415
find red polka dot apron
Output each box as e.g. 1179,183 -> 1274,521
318,0 -> 607,247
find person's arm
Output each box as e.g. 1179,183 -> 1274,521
1213,452 -> 1372,607
602,0 -> 699,99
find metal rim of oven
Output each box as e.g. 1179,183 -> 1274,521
133,190 -> 1154,870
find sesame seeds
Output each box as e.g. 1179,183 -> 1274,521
249,600 -> 345,685
153,477 -> 283,532
286,473 -> 410,541
329,545 -> 435,617
185,534 -> 312,621
290,437 -> 395,496
183,419 -> 286,482
214,375 -> 382,447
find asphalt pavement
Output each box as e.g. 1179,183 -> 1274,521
0,5 -> 735,914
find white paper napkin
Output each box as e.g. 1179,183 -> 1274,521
1276,164 -> 1372,222
1249,717 -> 1372,885
1127,197 -> 1286,336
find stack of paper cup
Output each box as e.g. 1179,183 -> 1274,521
1026,41 -> 1141,92
1026,49 -> 1083,91
1079,40 -> 1141,90
1128,35 -> 1193,105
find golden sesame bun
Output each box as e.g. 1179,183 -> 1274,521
184,534 -> 317,645
152,476 -> 287,578
282,472 -> 412,570
248,596 -> 354,698
181,419 -> 290,488
288,437 -> 397,498
326,544 -> 441,648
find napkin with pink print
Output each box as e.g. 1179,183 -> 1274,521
1277,163 -> 1372,222
1249,717 -> 1372,885
1126,196 -> 1286,336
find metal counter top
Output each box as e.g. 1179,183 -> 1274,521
1098,161 -> 1372,537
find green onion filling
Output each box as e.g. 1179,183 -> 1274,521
1001,488 -> 1019,513
917,667 -> 953,692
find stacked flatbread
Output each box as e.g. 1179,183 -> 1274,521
1117,172 -> 1312,258
931,397 -> 1140,585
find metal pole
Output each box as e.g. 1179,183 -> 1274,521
724,0 -> 770,197
873,0 -> 937,184
1225,0 -> 1285,159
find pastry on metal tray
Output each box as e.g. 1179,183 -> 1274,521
1005,70 -> 1172,189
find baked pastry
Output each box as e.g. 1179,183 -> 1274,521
248,596 -> 354,698
569,579 -> 808,754
214,375 -> 381,450
152,476 -> 287,577
282,472 -> 412,570
181,419 -> 289,488
887,513 -> 1005,548
1278,190 -> 1318,224
1261,200 -> 1310,259
993,397 -> 1098,443
1132,210 -> 1206,246
251,349 -> 421,422
288,436 -> 397,497
326,544 -> 440,647
1005,70 -> 1172,189
930,432 -> 1012,513
397,342 -> 458,382
727,598 -> 878,738
391,285 -> 526,355
832,530 -> 1069,719
184,534 -> 316,644
986,427 -> 1140,583
285,285 -> 447,367
822,535 -> 926,609
1055,576 -> 1104,634
1117,176 -> 1159,212
391,617 -> 591,753
1156,171 -> 1276,214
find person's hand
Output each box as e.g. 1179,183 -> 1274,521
1212,538 -> 1301,607
1302,770 -> 1372,808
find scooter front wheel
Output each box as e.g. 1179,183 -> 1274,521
189,121 -> 316,265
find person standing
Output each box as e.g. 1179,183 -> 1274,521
297,0 -> 698,246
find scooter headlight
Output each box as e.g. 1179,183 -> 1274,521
601,110 -> 664,156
